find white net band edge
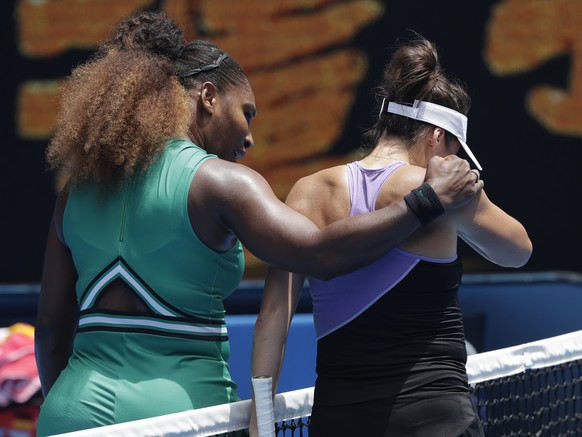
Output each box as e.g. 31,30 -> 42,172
49,387 -> 313,437
466,328 -> 582,384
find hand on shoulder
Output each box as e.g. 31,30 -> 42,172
425,156 -> 484,210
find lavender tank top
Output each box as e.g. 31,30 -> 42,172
308,161 -> 456,339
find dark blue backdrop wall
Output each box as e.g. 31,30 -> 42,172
2,0 -> 581,282
4,271 -> 582,399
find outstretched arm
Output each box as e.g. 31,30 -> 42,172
196,155 -> 482,280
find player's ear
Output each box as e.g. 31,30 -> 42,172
433,127 -> 445,147
190,81 -> 218,116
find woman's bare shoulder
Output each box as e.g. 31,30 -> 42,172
378,163 -> 426,205
286,165 -> 350,225
289,165 -> 347,197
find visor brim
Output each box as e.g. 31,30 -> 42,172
459,139 -> 483,171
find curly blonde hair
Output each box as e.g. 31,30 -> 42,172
47,48 -> 192,189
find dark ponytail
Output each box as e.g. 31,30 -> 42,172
363,34 -> 471,149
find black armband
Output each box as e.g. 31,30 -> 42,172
404,182 -> 445,225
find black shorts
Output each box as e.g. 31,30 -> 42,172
309,393 -> 484,437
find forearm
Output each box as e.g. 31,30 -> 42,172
251,271 -> 299,392
250,269 -> 304,437
251,315 -> 287,393
293,160 -> 480,278
35,324 -> 75,397
36,214 -> 79,397
249,307 -> 289,437
459,224 -> 532,268
301,198 -> 421,279
457,191 -> 533,268
234,156 -> 480,280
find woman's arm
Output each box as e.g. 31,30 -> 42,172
193,155 -> 482,280
249,268 -> 306,436
456,189 -> 533,268
251,268 -> 306,393
35,196 -> 79,397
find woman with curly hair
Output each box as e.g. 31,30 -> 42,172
35,12 -> 481,435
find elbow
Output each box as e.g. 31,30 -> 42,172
34,315 -> 77,357
515,238 -> 533,268
253,312 -> 272,335
299,252 -> 355,281
254,307 -> 291,337
500,241 -> 533,269
34,322 -> 52,347
512,247 -> 533,268
314,260 -> 362,281
34,323 -> 60,359
303,262 -> 340,281
308,269 -> 333,281
312,270 -> 341,282
252,309 -> 292,360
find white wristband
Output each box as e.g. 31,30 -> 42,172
252,375 -> 275,437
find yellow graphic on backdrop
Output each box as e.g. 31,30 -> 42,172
485,0 -> 582,136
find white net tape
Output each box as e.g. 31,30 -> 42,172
49,387 -> 313,437
465,328 -> 582,384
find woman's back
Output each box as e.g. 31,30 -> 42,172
64,139 -> 244,317
291,159 -> 458,257
36,139 -> 246,436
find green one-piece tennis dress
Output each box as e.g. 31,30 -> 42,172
36,139 -> 245,436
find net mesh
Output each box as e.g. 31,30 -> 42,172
472,360 -> 582,436
467,329 -> 582,436
50,330 -> 582,437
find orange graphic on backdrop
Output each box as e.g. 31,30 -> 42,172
16,0 -> 384,275
485,0 -> 582,136
16,0 -> 154,139
18,0 -> 152,57
18,0 -> 383,194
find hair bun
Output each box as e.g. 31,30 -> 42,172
104,11 -> 185,61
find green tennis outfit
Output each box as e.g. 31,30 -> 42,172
36,139 -> 245,436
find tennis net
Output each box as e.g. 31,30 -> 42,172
50,329 -> 582,436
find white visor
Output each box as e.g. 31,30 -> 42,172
381,99 -> 482,170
